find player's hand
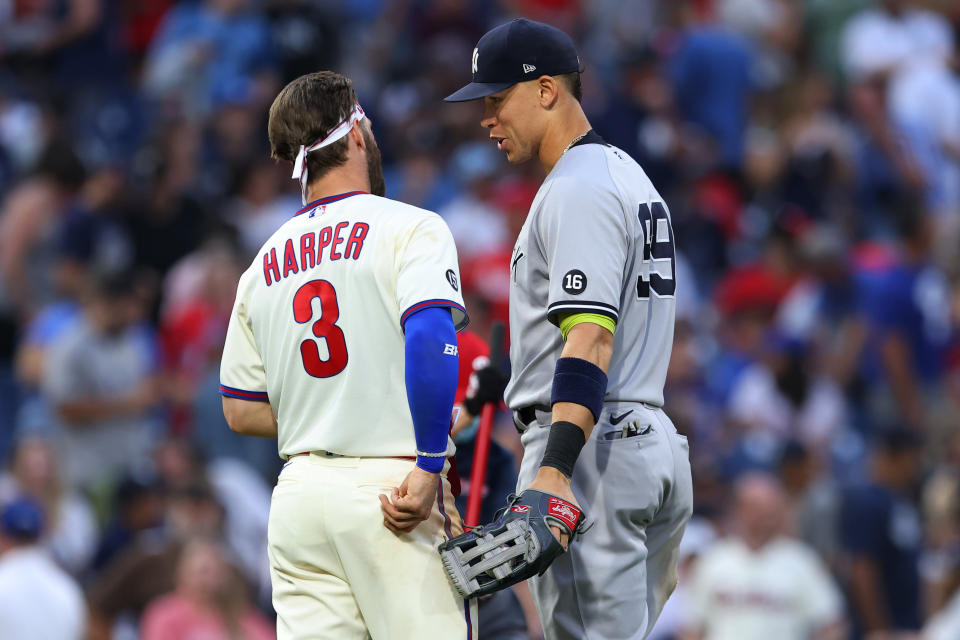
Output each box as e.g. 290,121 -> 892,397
526,467 -> 579,549
462,362 -> 508,417
379,466 -> 438,534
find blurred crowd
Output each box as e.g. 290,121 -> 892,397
1,0 -> 960,638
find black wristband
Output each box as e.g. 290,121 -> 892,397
551,357 -> 608,424
539,421 -> 587,478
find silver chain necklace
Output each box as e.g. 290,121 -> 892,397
561,132 -> 588,156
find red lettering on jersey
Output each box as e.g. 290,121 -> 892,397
283,239 -> 299,278
263,248 -> 280,286
300,232 -> 317,271
330,221 -> 349,260
317,226 -> 332,259
344,222 -> 369,259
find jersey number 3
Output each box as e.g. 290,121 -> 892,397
636,201 -> 676,299
293,279 -> 348,378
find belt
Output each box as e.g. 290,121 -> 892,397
515,404 -> 550,427
515,401 -> 663,427
288,451 -> 462,496
292,450 -> 420,461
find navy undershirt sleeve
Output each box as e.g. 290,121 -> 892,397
403,306 -> 459,473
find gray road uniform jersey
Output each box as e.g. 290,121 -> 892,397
508,131 -> 693,640
504,131 -> 676,412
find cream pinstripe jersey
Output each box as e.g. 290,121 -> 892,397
220,191 -> 468,459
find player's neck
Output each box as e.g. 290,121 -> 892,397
539,108 -> 592,174
305,164 -> 370,204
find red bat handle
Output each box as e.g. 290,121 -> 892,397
464,321 -> 505,528
465,403 -> 496,527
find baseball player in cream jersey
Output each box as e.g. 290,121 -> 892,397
221,71 -> 477,639
443,19 -> 693,639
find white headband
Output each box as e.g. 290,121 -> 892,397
291,103 -> 366,205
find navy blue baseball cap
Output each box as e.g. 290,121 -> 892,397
1,497 -> 44,541
444,18 -> 582,102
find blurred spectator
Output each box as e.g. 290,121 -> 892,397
383,145 -> 459,212
803,0 -> 871,84
222,157 -> 300,257
223,157 -> 297,257
140,536 -> 274,640
727,330 -> 848,450
159,239 -> 243,432
92,470 -> 165,572
87,481 -> 228,639
885,20 -> 960,238
0,435 -> 97,575
142,0 -> 277,120
594,47 -> 684,193
777,440 -> 842,572
42,269 -> 160,488
118,0 -> 176,61
775,224 -> 866,400
0,93 -> 47,177
912,581 -> 960,640
0,0 -> 125,93
0,497 -> 86,639
128,122 -> 209,278
648,517 -> 718,640
778,73 -> 856,220
846,76 -> 927,225
841,428 -> 924,635
439,141 -> 510,259
921,432 -> 960,616
458,178 -> 537,329
841,0 -> 952,82
153,437 -> 273,603
859,207 -> 952,430
0,142 -> 86,316
264,0 -> 340,83
56,165 -> 134,278
718,0 -> 801,90
667,1 -> 755,168
682,473 -> 845,640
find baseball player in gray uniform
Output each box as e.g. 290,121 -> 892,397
441,18 -> 693,640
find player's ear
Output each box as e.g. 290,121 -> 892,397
537,76 -> 559,108
349,120 -> 366,150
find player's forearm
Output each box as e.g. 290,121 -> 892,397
552,322 -> 614,438
880,334 -> 924,427
404,307 -> 458,472
849,557 -> 891,631
222,397 -> 278,438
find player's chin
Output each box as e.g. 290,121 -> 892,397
503,146 -> 529,164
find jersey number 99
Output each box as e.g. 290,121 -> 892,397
293,279 -> 348,378
636,201 -> 676,299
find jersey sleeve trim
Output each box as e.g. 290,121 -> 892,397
546,300 -> 619,326
401,299 -> 469,332
219,384 -> 270,402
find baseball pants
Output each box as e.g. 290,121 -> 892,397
267,452 -> 477,639
516,402 -> 693,640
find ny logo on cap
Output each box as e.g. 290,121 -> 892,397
523,63 -> 536,74
472,47 -> 479,74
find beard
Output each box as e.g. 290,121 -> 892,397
362,128 -> 386,197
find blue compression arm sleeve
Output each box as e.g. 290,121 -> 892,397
404,306 -> 459,473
